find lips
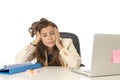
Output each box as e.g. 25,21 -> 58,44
48,41 -> 54,44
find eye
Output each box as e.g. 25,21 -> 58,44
43,33 -> 47,37
50,31 -> 55,35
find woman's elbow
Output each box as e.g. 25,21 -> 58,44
68,58 -> 81,68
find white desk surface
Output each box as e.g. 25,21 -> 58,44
0,67 -> 120,80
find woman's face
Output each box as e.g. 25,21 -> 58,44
40,26 -> 56,48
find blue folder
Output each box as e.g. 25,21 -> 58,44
0,63 -> 41,74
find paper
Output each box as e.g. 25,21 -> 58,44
111,50 -> 120,63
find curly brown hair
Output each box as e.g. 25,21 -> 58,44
28,18 -> 63,66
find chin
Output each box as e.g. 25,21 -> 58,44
47,45 -> 54,48
46,44 -> 55,48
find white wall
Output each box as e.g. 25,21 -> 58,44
0,0 -> 120,67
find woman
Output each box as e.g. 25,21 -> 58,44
15,18 -> 81,68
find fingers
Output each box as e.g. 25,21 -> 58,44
36,31 -> 40,37
55,27 -> 60,45
55,27 -> 59,38
35,31 -> 41,42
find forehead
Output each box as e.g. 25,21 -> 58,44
41,26 -> 55,33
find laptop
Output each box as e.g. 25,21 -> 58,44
70,33 -> 120,77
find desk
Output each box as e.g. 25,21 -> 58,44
0,67 -> 120,80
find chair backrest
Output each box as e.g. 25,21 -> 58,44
60,32 -> 81,57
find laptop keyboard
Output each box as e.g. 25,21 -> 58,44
80,67 -> 90,73
82,69 -> 90,73
70,67 -> 91,74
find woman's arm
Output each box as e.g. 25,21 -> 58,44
15,44 -> 36,63
59,39 -> 81,68
15,31 -> 41,63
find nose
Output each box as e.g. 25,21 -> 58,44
48,35 -> 52,40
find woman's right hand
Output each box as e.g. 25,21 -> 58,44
32,31 -> 41,45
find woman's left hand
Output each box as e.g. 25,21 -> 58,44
55,28 -> 63,50
55,28 -> 60,45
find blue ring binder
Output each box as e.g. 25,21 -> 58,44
0,63 -> 41,74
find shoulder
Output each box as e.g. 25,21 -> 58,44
60,38 -> 72,42
60,38 -> 73,47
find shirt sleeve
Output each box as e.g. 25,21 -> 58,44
15,44 -> 36,63
59,39 -> 81,68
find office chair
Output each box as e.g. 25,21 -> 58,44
60,32 -> 85,67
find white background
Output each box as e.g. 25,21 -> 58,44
0,0 -> 120,67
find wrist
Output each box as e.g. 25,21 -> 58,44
56,42 -> 63,51
32,39 -> 40,45
30,43 -> 37,47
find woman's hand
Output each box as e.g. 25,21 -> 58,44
32,31 -> 41,45
55,28 -> 63,50
55,28 -> 60,45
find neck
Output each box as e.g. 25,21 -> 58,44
47,47 -> 53,55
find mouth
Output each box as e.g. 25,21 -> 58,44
46,41 -> 55,47
48,41 -> 54,44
